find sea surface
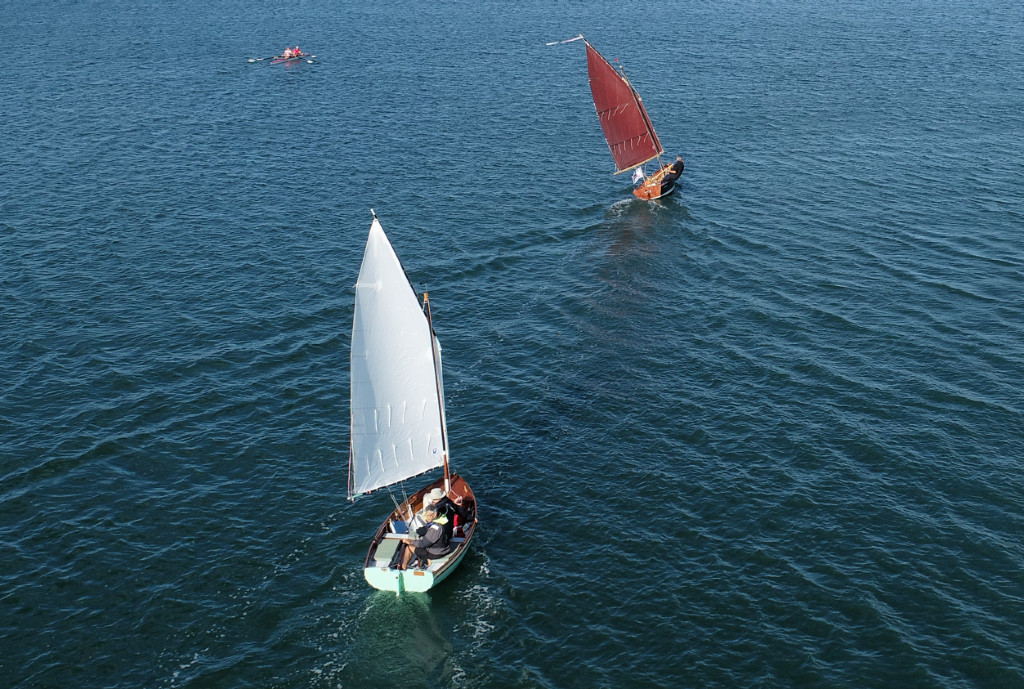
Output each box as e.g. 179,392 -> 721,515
2,0 -> 1023,687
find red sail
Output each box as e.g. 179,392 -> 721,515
585,41 -> 664,173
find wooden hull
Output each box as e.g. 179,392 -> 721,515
362,474 -> 478,593
632,163 -> 678,201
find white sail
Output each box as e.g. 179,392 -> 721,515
349,217 -> 447,497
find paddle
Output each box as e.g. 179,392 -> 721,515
247,55 -> 279,63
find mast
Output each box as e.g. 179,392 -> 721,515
422,292 -> 451,492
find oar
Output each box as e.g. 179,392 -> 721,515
247,55 -> 279,63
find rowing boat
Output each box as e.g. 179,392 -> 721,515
271,52 -> 309,64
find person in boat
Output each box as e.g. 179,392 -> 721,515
293,46 -> 301,56
663,155 -> 685,184
424,487 -> 470,540
282,47 -> 293,58
398,504 -> 451,570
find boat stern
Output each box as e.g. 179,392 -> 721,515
364,565 -> 436,593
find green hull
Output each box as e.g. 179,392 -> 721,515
363,538 -> 472,593
362,475 -> 477,594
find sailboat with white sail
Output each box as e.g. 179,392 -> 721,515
348,211 -> 477,594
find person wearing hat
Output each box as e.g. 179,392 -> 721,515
398,504 -> 450,570
423,487 -> 470,542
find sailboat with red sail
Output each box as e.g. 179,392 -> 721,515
581,37 -> 682,201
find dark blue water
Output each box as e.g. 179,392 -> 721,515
3,0 -> 1023,687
